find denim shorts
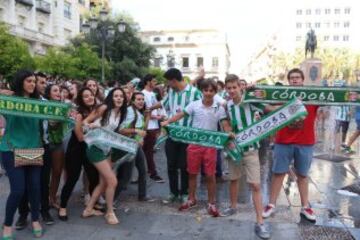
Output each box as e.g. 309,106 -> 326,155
272,144 -> 314,177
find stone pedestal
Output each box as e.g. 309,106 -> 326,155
300,58 -> 323,86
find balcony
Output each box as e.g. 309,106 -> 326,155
36,0 -> 51,14
8,24 -> 54,46
15,0 -> 34,7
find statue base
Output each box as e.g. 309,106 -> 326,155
300,58 -> 323,86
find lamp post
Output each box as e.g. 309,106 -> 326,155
82,9 -> 126,83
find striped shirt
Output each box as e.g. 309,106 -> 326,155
227,100 -> 265,151
335,106 -> 350,122
161,84 -> 202,127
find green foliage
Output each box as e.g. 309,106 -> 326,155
71,14 -> 155,83
35,43 -> 108,81
0,23 -> 35,82
148,67 -> 165,84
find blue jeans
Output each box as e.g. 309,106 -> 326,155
2,151 -> 41,226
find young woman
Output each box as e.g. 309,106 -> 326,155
84,79 -> 104,104
44,84 -> 66,210
82,87 -> 127,225
115,92 -> 149,201
60,85 -> 71,104
69,81 -> 82,103
0,70 -> 44,239
58,87 -> 99,221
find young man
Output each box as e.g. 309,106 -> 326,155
151,68 -> 202,203
141,74 -> 164,183
162,79 -> 232,217
221,74 -> 272,239
263,68 -> 319,223
341,106 -> 360,154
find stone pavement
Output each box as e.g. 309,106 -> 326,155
0,137 -> 360,239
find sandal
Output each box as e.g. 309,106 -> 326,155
105,212 -> 119,225
81,209 -> 104,218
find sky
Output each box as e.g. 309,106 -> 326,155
112,0 -> 293,73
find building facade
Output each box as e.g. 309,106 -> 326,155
0,0 -> 80,55
243,0 -> 360,82
140,29 -> 231,81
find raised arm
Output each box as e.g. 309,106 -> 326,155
83,105 -> 107,127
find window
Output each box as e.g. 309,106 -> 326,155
212,57 -> 219,68
78,0 -> 85,5
306,22 -> 311,28
154,57 -> 162,67
18,15 -> 26,27
185,36 -> 189,41
324,36 -> 329,41
182,57 -> 189,68
344,21 -> 350,28
315,8 -> 321,15
197,57 -> 204,67
296,9 -> 302,15
333,35 -> 339,41
153,37 -> 160,42
325,8 -> 331,14
343,35 -> 349,41
168,36 -> 174,42
296,22 -> 302,28
315,22 -> 321,28
38,22 -> 44,33
306,9 -> 311,15
64,1 -> 71,19
334,22 -> 340,28
334,8 -> 340,14
344,8 -> 351,14
296,36 -> 302,41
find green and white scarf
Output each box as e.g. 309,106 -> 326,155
0,95 -> 72,121
84,127 -> 138,155
244,85 -> 360,105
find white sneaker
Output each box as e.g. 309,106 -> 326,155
262,204 -> 275,218
300,207 -> 316,222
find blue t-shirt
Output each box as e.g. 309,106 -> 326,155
355,107 -> 360,121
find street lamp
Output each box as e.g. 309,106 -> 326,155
82,9 -> 127,83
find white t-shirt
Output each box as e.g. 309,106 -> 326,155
142,89 -> 159,130
184,99 -> 227,131
213,94 -> 226,105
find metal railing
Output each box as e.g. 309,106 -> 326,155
36,0 -> 51,14
15,0 -> 34,7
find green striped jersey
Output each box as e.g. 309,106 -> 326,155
335,106 -> 350,121
162,84 -> 202,127
227,100 -> 265,151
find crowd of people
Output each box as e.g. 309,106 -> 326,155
0,67 -> 326,239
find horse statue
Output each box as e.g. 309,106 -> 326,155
305,29 -> 317,59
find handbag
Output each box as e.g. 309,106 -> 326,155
14,148 -> 44,167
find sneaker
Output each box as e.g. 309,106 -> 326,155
300,207 -> 316,222
180,194 -> 189,204
221,207 -> 237,217
138,196 -> 156,202
255,223 -> 271,239
15,215 -> 28,230
150,175 -> 165,183
207,203 -> 220,217
262,204 -> 275,218
162,194 -> 178,204
98,196 -> 106,205
41,211 -> 55,225
179,199 -> 197,211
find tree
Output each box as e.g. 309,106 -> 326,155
0,23 -> 35,82
35,43 -> 109,81
148,67 -> 165,84
70,14 -> 155,83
